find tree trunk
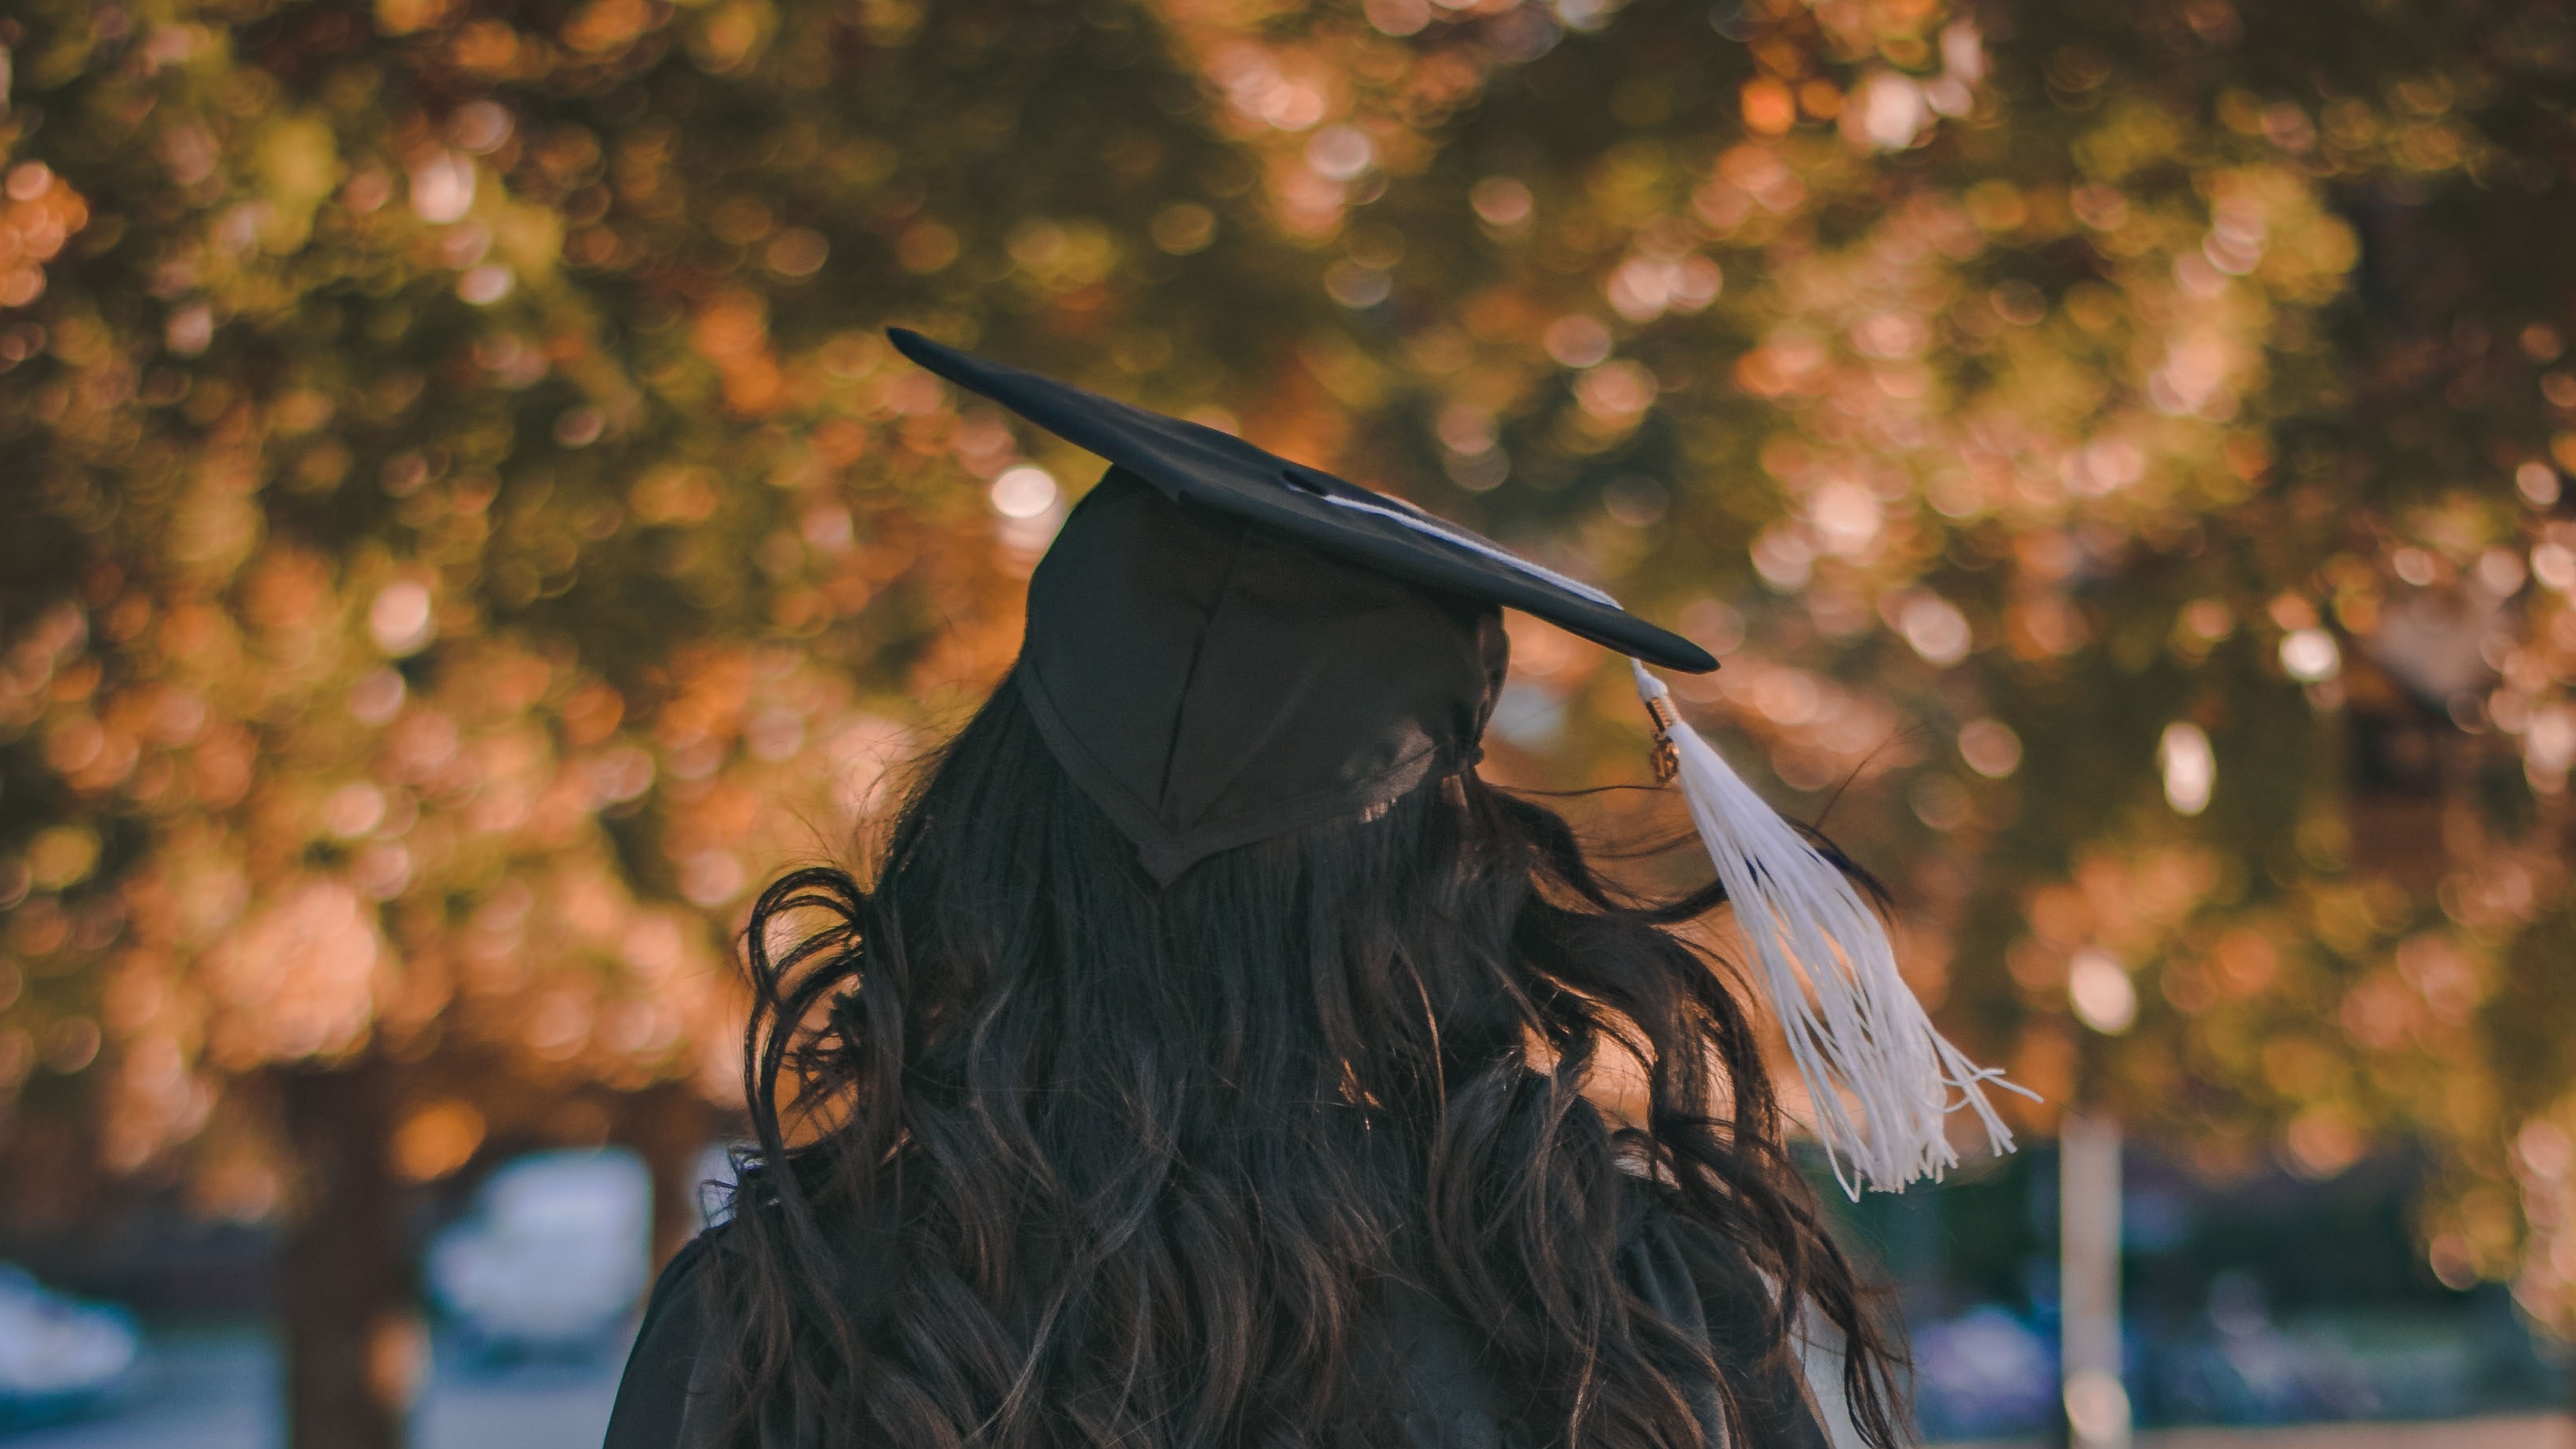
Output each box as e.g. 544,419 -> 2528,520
279,1055 -> 419,1449
2058,1115 -> 2129,1449
621,1083 -> 717,1272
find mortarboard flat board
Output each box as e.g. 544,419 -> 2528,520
886,328 -> 1717,675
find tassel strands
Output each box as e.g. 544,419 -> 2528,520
1632,663 -> 2028,1198
1305,486 -> 2027,1193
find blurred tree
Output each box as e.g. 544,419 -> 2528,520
0,0 -> 1326,1442
1221,0 -> 2576,1335
12,0 -> 2576,1442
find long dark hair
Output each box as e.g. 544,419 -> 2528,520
714,679 -> 1906,1448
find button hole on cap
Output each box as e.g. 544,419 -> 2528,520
1278,465 -> 1335,497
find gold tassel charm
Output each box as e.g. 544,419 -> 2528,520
1644,691 -> 1682,782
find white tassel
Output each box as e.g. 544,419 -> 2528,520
1633,662 -> 2027,1197
1307,489 -> 2027,1191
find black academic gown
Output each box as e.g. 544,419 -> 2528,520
605,1179 -> 1843,1449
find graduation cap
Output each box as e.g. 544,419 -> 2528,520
888,328 -> 2021,1195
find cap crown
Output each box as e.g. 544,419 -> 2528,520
1019,469 -> 1506,882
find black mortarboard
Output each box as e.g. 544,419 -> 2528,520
888,326 -> 1710,886
888,328 -> 2022,1194
887,329 -> 1715,675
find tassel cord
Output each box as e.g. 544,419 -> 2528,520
1305,487 -> 2029,1195
1633,663 -> 2032,1197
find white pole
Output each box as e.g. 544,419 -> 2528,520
2061,1113 -> 2130,1449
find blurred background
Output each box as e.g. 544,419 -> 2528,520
5,0 -> 2576,1443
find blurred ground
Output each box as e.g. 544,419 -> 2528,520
0,1328 -> 622,1449
2142,1418 -> 2575,1447
0,1324 -> 2565,1448
1951,1417 -> 2576,1448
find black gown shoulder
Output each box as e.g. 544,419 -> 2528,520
604,1231 -> 723,1449
602,1182 -> 1844,1449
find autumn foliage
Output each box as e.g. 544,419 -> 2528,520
8,8 -> 2576,1440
